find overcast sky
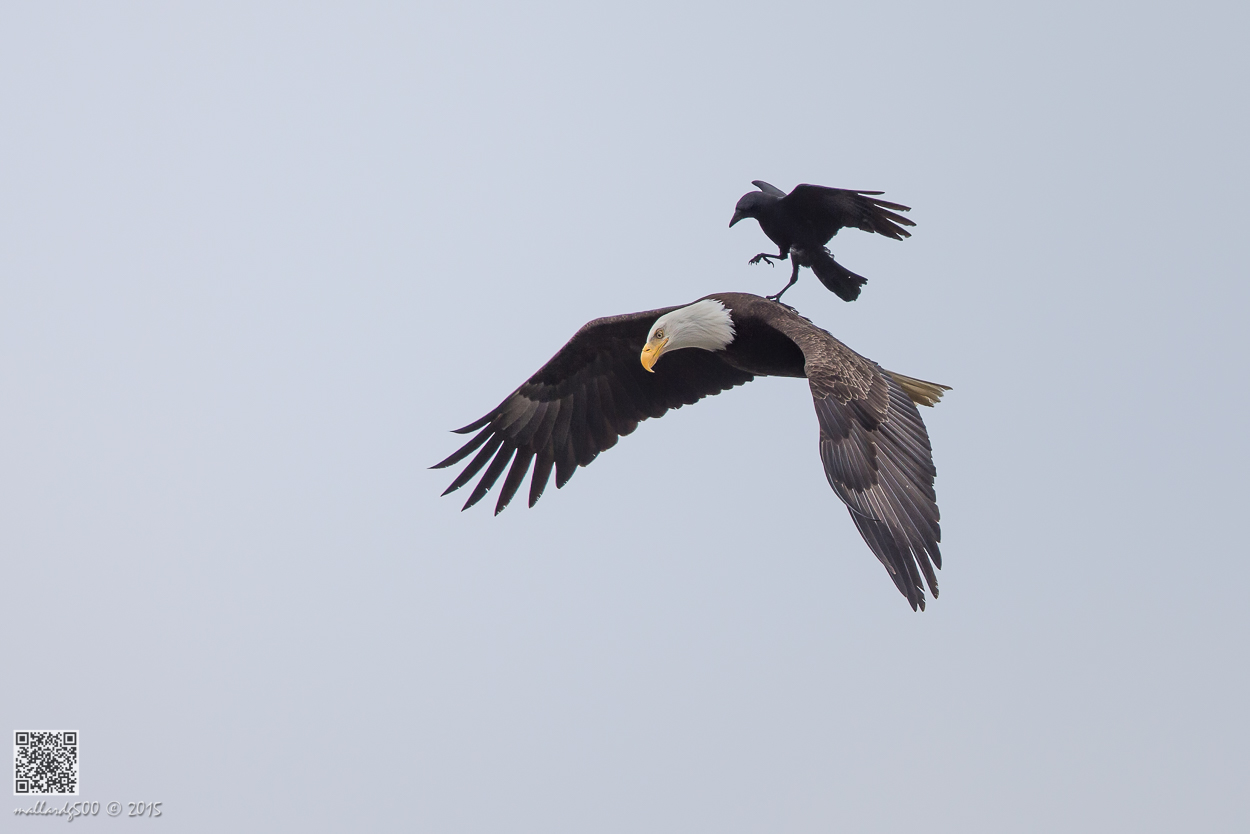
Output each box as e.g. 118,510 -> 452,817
3,2 -> 1248,831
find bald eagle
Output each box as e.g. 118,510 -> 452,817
730,180 -> 915,302
433,293 -> 950,610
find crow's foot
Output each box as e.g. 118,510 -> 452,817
768,272 -> 800,302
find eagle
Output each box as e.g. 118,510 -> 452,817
729,181 -> 915,302
433,293 -> 950,610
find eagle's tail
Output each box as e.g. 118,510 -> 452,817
885,371 -> 952,407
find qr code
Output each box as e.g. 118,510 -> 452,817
14,731 -> 78,795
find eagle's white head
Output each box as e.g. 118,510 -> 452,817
640,299 -> 736,372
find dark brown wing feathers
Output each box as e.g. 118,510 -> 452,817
813,375 -> 942,610
435,296 -> 945,610
762,307 -> 942,611
432,307 -> 754,514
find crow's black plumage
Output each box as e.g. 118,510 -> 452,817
729,180 -> 915,302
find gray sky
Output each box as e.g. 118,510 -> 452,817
3,2 -> 1248,831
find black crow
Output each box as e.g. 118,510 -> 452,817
729,180 -> 915,302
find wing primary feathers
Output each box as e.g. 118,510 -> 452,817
550,389 -> 575,467
883,527 -> 925,610
579,382 -> 608,465
529,399 -> 560,451
881,460 -> 940,546
442,434 -> 504,496
452,413 -> 493,434
851,513 -> 923,612
568,386 -> 592,467
590,377 -> 620,452
511,401 -> 548,446
554,409 -> 578,488
462,442 -> 516,511
593,374 -> 622,438
864,195 -> 913,213
495,448 -> 535,515
878,422 -> 938,490
876,460 -> 940,581
495,396 -> 536,435
431,424 -> 494,470
604,373 -> 641,434
528,453 -> 555,508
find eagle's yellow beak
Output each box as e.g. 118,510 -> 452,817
640,338 -> 668,373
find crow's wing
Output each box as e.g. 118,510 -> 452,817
782,184 -> 916,242
751,179 -> 789,198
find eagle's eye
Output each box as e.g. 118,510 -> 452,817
654,329 -> 664,340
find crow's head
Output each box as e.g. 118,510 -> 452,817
729,190 -> 776,227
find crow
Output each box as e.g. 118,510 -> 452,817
729,180 -> 915,302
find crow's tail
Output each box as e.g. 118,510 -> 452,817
808,247 -> 867,302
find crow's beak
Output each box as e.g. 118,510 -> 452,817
729,210 -> 744,228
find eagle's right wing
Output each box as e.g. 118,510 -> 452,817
433,307 -> 755,514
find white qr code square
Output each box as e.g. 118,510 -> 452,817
14,731 -> 78,795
